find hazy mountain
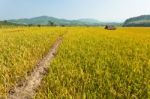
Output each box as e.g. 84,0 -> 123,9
123,15 -> 150,27
7,16 -> 122,26
7,16 -> 102,26
75,18 -> 101,23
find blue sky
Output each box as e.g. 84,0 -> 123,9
0,0 -> 150,22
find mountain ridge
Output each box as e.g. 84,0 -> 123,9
7,16 -> 121,26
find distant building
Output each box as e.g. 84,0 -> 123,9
105,25 -> 116,30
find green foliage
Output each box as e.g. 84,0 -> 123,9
123,15 -> 150,27
48,21 -> 55,26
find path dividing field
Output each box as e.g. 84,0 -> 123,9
8,36 -> 63,99
0,27 -> 149,99
35,27 -> 150,99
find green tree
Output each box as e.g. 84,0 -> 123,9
48,21 -> 55,26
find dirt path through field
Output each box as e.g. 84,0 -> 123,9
7,36 -> 63,99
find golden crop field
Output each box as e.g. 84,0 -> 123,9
0,27 -> 64,97
35,27 -> 150,99
0,27 -> 150,98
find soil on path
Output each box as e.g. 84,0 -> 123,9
7,36 -> 63,99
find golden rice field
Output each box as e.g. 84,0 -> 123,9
0,27 -> 150,98
0,27 -> 64,97
35,27 -> 150,99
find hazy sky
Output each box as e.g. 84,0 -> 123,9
0,0 -> 150,22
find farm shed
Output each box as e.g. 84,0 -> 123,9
105,25 -> 116,30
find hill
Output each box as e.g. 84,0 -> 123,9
123,15 -> 150,27
7,16 -> 102,26
7,16 -> 121,26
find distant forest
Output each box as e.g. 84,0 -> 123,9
123,15 -> 150,27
